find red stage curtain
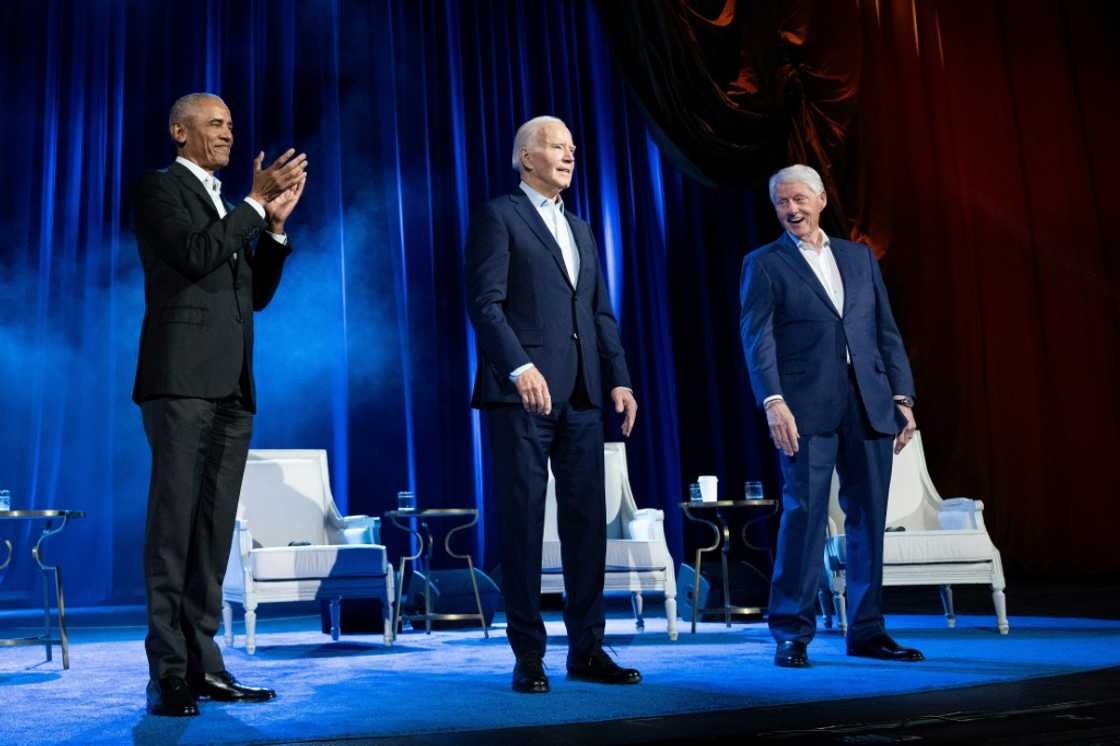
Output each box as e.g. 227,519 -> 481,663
598,0 -> 1120,577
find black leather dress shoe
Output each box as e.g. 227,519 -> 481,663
146,677 -> 199,717
566,649 -> 641,684
189,670 -> 277,702
775,640 -> 810,668
847,633 -> 925,661
512,655 -> 550,693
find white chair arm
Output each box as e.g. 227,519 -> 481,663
937,498 -> 985,530
940,497 -> 984,511
626,508 -> 665,541
343,514 -> 381,543
234,520 -> 254,558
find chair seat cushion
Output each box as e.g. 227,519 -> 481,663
541,540 -> 666,574
828,529 -> 995,566
250,544 -> 388,580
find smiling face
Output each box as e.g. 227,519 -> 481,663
170,96 -> 233,173
520,122 -> 575,198
772,180 -> 827,243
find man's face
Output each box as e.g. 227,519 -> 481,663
171,97 -> 233,172
522,123 -> 576,195
773,180 -> 827,242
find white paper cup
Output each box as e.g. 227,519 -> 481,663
698,475 -> 718,503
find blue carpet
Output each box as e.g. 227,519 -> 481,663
3,613 -> 1119,745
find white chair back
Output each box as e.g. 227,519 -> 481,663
238,450 -> 335,547
828,431 -> 941,532
544,442 -> 632,541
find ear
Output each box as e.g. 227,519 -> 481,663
520,149 -> 533,172
170,123 -> 187,148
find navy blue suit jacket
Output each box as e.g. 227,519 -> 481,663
739,234 -> 914,436
466,191 -> 631,409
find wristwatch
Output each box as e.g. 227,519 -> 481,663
895,396 -> 915,408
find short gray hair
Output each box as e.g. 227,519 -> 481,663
511,115 -> 567,170
768,164 -> 825,202
168,92 -> 225,130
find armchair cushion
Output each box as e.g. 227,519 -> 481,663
827,528 -> 995,567
249,544 -> 389,581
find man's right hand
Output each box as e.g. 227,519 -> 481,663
515,365 -> 552,416
248,149 -> 308,204
765,399 -> 800,456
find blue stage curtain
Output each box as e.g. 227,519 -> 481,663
0,0 -> 775,605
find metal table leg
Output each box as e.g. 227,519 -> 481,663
445,514 -> 489,638
32,517 -> 72,669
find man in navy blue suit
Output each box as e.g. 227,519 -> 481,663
466,116 -> 641,693
740,164 -> 924,668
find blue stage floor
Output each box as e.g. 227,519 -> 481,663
3,610 -> 1120,745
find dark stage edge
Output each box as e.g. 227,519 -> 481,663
288,666 -> 1120,745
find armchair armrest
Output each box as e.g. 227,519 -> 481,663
625,508 -> 665,541
937,497 -> 986,531
224,519 -> 254,593
331,514 -> 381,545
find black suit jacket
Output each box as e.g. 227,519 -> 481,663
466,191 -> 631,408
131,161 -> 292,412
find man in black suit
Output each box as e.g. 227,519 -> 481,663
132,92 -> 307,716
466,116 -> 641,693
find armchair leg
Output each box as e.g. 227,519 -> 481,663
939,585 -> 957,628
993,586 -> 1010,635
631,592 -> 645,631
665,594 -> 678,641
222,602 -> 234,646
245,605 -> 257,655
384,574 -> 395,646
329,597 -> 341,641
833,592 -> 848,634
818,590 -> 833,629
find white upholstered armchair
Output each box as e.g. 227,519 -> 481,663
543,442 -> 678,640
822,431 -> 1009,634
221,450 -> 395,653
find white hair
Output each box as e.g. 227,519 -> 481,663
511,115 -> 567,171
768,164 -> 825,202
168,92 -> 225,130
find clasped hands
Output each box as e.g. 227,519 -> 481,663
515,365 -> 637,437
248,149 -> 308,234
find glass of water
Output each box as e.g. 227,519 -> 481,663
688,483 -> 703,502
0,489 -> 10,511
744,481 -> 764,500
397,490 -> 416,512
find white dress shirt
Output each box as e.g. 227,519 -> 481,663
794,229 -> 844,316
174,157 -> 287,244
763,229 -> 846,408
519,181 -> 579,286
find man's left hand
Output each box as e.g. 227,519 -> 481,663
611,387 -> 638,438
265,172 -> 307,234
894,403 -> 917,454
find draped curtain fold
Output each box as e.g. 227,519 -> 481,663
0,0 -> 781,605
597,0 -> 1120,576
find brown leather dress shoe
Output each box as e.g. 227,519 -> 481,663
847,633 -> 925,661
146,676 -> 199,717
189,670 -> 277,701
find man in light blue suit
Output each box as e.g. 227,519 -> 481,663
740,164 -> 924,668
